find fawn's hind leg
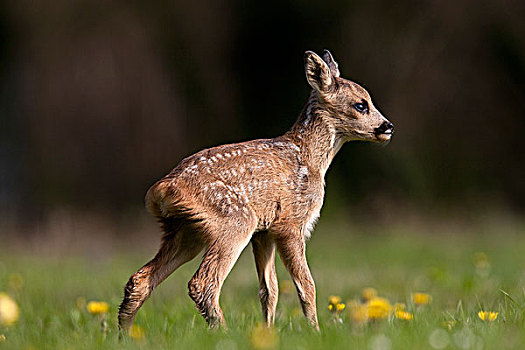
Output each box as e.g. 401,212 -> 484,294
118,222 -> 205,332
188,221 -> 255,328
273,227 -> 319,330
251,232 -> 278,326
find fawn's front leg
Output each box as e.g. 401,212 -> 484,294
251,231 -> 278,326
273,227 -> 319,330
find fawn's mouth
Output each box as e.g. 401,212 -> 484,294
373,121 -> 394,142
375,132 -> 392,142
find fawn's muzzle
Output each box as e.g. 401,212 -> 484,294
374,121 -> 394,136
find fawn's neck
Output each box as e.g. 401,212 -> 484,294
284,92 -> 346,178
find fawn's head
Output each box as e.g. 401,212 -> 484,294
304,50 -> 394,143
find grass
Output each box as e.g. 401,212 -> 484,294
1,218 -> 525,349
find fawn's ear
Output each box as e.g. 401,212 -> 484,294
304,51 -> 333,92
322,49 -> 340,77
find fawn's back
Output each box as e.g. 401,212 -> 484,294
146,135 -> 323,239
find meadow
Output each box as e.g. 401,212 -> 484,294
1,215 -> 524,349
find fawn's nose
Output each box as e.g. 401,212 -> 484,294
374,121 -> 394,135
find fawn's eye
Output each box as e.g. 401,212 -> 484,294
353,101 -> 369,114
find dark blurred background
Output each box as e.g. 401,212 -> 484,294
1,0 -> 523,234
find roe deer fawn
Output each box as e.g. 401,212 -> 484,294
118,49 -> 394,332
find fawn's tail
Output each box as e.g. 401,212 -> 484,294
145,179 -> 198,241
145,179 -> 175,218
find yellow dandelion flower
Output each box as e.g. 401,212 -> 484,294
0,292 -> 19,326
130,324 -> 145,340
329,295 -> 342,306
86,301 -> 109,315
0,334 -> 6,342
367,297 -> 393,319
361,288 -> 378,302
488,312 -> 498,321
395,310 -> 413,320
329,301 -> 345,314
478,311 -> 498,321
250,323 -> 278,350
412,293 -> 432,305
350,296 -> 394,324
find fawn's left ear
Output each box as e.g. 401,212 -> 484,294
322,49 -> 340,78
305,51 -> 333,92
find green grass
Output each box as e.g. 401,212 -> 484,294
1,219 -> 525,349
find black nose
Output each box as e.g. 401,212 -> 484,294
375,121 -> 394,135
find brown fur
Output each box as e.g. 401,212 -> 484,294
118,50 -> 394,332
